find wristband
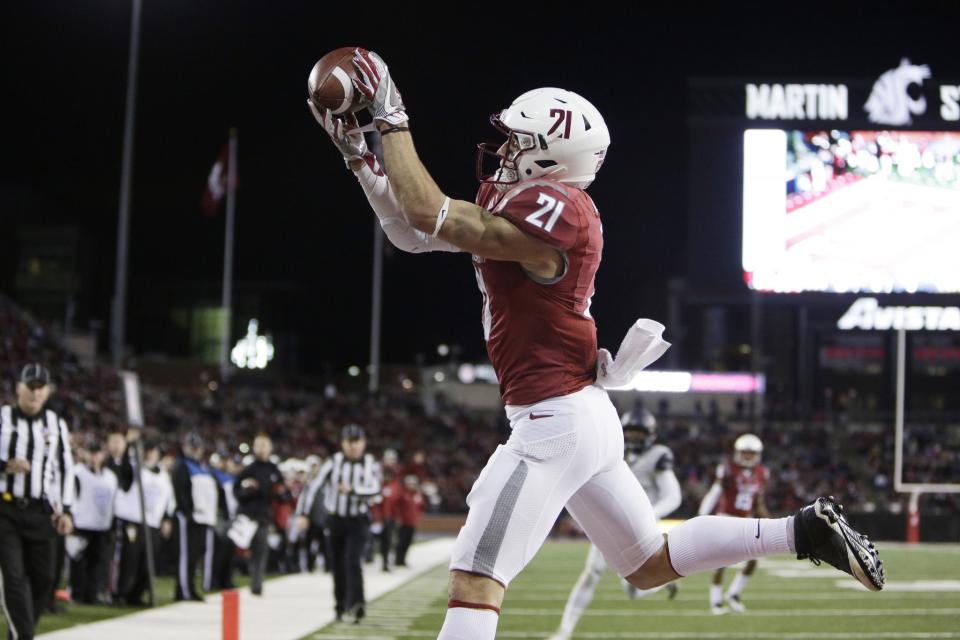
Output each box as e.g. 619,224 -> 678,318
432,197 -> 451,238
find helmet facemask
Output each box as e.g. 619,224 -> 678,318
624,426 -> 656,455
476,114 -> 540,190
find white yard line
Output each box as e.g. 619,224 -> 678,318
304,632 -> 960,639
502,591 -> 959,601
488,607 -> 960,617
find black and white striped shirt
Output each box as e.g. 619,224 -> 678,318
0,405 -> 75,513
299,452 -> 381,518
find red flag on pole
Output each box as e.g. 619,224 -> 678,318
201,142 -> 230,216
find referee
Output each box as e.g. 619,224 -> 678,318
0,364 -> 75,640
297,424 -> 381,623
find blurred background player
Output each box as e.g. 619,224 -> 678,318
698,433 -> 769,614
370,449 -> 400,572
548,408 -> 682,640
172,432 -> 218,601
234,433 -> 290,596
393,474 -> 425,568
112,439 -> 175,606
68,440 -> 120,604
206,452 -> 239,591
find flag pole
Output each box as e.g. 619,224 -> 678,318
369,216 -> 383,394
368,133 -> 384,394
219,128 -> 238,381
111,0 -> 142,368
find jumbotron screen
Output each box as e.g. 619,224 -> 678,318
742,129 -> 960,293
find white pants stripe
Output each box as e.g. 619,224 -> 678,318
177,513 -> 191,597
203,527 -> 215,591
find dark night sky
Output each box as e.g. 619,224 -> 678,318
3,3 -> 959,372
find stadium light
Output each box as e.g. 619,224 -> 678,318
230,319 -> 275,369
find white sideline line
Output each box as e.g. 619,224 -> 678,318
502,591 -> 959,602
493,607 -> 960,617
38,537 -> 456,640
312,632 -> 960,639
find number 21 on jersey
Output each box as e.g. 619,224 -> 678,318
524,193 -> 565,233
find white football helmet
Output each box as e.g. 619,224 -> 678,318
477,88 -> 610,190
733,434 -> 763,468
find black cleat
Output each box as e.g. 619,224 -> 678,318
794,496 -> 885,591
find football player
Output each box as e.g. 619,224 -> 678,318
309,48 -> 884,640
549,408 -> 682,640
698,434 -> 769,614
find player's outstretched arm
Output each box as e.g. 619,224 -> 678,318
307,99 -> 459,254
352,49 -> 563,280
380,128 -> 561,278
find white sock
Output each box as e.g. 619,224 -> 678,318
558,569 -> 601,635
727,570 -> 751,598
437,605 -> 499,640
622,578 -> 665,599
667,516 -> 794,577
710,584 -> 723,607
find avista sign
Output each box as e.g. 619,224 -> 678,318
837,298 -> 960,331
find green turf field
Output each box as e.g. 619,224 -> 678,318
304,541 -> 960,639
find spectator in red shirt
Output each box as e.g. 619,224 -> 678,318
394,475 -> 425,567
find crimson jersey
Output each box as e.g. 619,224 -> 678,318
714,461 -> 769,518
473,179 -> 603,406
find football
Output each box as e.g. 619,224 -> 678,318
307,47 -> 365,115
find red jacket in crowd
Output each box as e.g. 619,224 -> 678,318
394,485 -> 425,527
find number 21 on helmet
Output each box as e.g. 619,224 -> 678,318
477,87 -> 611,190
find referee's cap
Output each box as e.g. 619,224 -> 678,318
341,424 -> 365,441
19,363 -> 51,386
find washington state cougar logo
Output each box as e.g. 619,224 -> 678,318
863,58 -> 932,126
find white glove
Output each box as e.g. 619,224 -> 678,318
308,99 -> 368,164
351,48 -> 408,126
